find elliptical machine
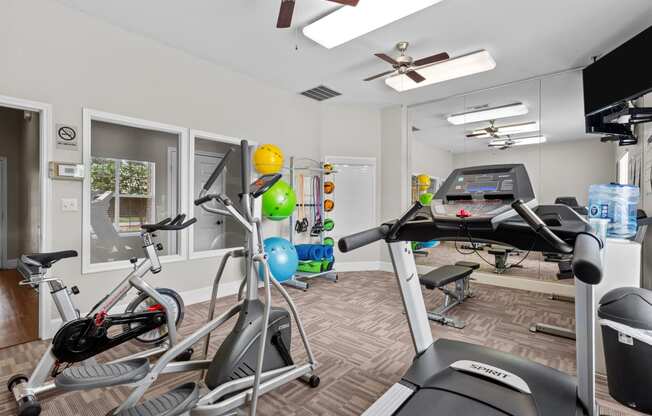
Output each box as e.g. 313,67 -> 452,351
63,140 -> 318,416
8,215 -> 196,416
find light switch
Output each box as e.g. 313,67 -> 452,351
62,198 -> 78,212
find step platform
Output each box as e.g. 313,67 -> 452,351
55,358 -> 150,391
108,382 -> 199,416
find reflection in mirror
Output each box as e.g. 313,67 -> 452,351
90,121 -> 180,264
408,70 -> 614,292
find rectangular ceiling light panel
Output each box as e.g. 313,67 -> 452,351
447,102 -> 528,125
385,50 -> 496,92
303,0 -> 444,49
490,136 -> 547,147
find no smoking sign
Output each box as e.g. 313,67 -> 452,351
56,124 -> 79,150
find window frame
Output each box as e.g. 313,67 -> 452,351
82,108 -> 189,274
188,129 -> 257,260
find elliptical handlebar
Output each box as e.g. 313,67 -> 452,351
203,148 -> 233,192
511,200 -> 573,254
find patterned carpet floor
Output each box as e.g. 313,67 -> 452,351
0,271 -> 643,415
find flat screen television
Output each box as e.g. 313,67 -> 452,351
583,26 -> 652,117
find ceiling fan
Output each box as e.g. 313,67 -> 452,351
465,120 -> 538,139
467,120 -> 500,138
363,42 -> 450,83
488,137 -> 515,150
277,0 -> 359,29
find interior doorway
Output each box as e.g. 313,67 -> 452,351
0,96 -> 49,348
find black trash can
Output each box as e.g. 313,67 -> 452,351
598,287 -> 652,414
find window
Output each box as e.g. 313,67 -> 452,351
83,109 -> 188,273
188,130 -> 254,258
618,152 -> 629,185
90,158 -> 155,234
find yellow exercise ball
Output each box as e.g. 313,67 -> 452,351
417,174 -> 431,191
253,144 -> 284,174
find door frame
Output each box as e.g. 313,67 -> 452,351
0,94 -> 52,339
0,157 -> 7,269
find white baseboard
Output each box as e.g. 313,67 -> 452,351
5,258 -> 17,269
45,279 -> 245,339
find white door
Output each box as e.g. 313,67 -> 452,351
0,157 -> 6,269
194,153 -> 226,251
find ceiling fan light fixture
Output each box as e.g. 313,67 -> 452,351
447,102 -> 528,125
385,50 -> 496,92
469,121 -> 539,137
303,0 -> 444,49
489,135 -> 547,147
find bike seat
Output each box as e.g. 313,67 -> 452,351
23,250 -> 78,268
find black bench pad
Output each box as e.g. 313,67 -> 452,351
420,265 -> 473,290
454,261 -> 480,270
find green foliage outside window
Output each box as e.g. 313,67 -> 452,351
90,158 -> 151,196
119,161 -> 150,196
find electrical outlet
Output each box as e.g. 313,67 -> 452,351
61,198 -> 78,212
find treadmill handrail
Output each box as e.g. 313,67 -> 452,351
512,200 -> 573,254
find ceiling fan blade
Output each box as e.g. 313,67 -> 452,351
364,70 -> 396,81
327,0 -> 360,5
406,70 -> 426,83
466,132 -> 486,138
375,53 -> 399,66
413,52 -> 450,67
276,0 -> 295,28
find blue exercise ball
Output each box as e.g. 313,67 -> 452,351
260,237 -> 298,282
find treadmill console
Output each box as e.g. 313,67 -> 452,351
431,164 -> 535,220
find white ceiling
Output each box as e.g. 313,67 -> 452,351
409,70 -> 595,153
56,0 -> 652,107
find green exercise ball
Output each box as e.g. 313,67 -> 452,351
419,192 -> 434,205
323,237 -> 335,246
324,218 -> 334,231
262,180 -> 296,221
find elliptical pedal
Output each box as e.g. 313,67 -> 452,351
55,358 -> 150,391
107,382 -> 199,416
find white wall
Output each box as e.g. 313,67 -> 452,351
453,139 -> 615,205
320,104 -> 382,264
0,0 -> 383,321
410,138 -> 453,181
379,106 -> 409,261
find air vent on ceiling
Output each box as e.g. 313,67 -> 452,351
300,85 -> 341,101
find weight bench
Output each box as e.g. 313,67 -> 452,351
419,261 -> 479,329
488,247 -> 523,274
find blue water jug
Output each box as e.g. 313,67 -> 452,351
588,184 -> 639,238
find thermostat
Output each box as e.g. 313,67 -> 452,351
49,162 -> 84,180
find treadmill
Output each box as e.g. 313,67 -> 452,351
339,164 -> 603,416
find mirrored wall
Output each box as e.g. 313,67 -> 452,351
407,70 -> 615,289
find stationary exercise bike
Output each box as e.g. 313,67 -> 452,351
8,214 -> 196,416
76,140 -> 318,416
